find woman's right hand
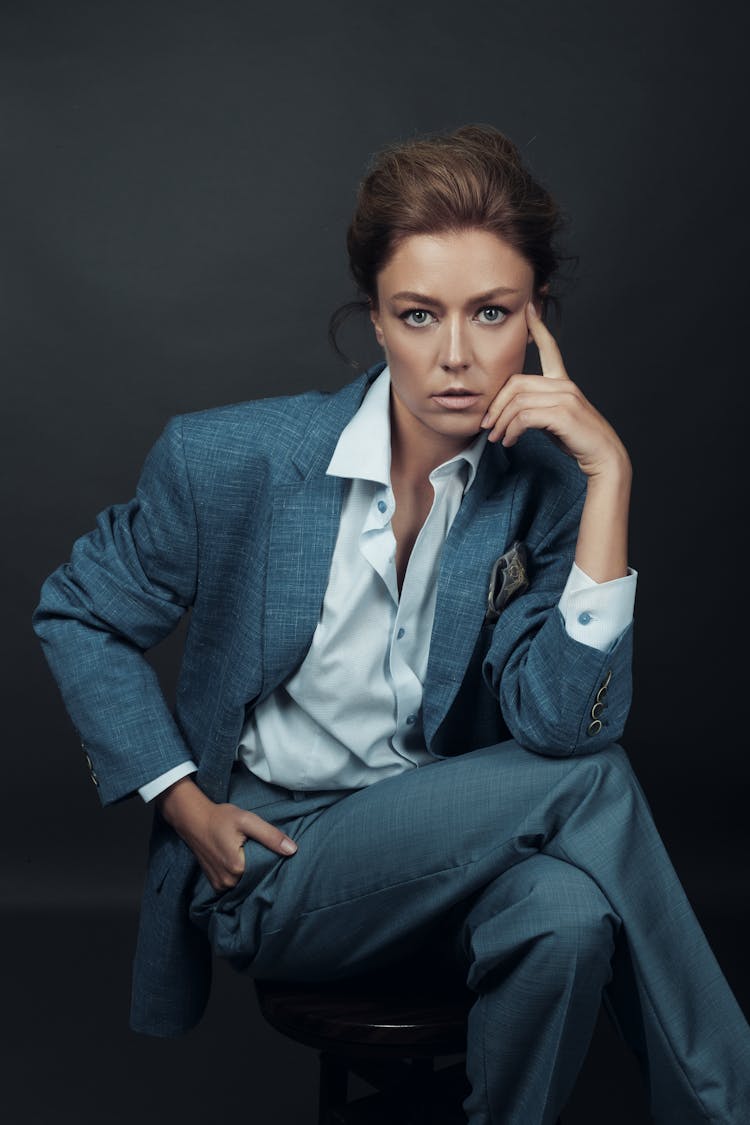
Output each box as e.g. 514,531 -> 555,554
156,776 -> 297,893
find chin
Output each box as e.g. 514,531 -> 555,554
428,418 -> 483,441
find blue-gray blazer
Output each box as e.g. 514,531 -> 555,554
33,361 -> 633,1036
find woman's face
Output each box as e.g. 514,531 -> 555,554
370,227 -> 536,461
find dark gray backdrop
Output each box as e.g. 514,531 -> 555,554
2,2 -> 748,1122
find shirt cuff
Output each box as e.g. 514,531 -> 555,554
138,761 -> 198,803
558,561 -> 637,652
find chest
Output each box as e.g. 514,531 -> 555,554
390,482 -> 435,593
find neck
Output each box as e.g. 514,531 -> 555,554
389,395 -> 475,488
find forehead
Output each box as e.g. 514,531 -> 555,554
377,229 -> 533,295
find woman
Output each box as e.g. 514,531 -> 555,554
33,124 -> 750,1123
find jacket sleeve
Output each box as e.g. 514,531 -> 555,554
482,482 -> 633,757
32,416 -> 198,806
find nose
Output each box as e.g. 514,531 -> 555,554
439,315 -> 472,371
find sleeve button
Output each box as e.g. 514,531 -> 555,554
587,719 -> 603,736
83,751 -> 99,786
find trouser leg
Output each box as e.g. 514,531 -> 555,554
190,741 -> 750,1124
454,854 -> 620,1125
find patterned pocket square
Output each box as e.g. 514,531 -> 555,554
485,541 -> 529,624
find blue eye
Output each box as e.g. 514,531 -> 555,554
398,309 -> 435,327
477,306 -> 509,324
397,305 -> 509,327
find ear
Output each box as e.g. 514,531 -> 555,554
369,300 -> 386,349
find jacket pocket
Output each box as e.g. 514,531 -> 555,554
147,837 -> 178,895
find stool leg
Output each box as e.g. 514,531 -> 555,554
318,1051 -> 348,1125
408,1058 -> 434,1125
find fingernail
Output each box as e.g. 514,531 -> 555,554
528,301 -> 537,316
280,838 -> 297,855
480,412 -> 490,427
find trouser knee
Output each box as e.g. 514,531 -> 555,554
533,863 -> 620,971
461,856 -> 620,989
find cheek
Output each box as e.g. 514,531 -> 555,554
384,333 -> 429,376
481,321 -> 528,370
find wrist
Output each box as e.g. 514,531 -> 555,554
156,775 -> 211,835
585,446 -> 632,491
576,456 -> 632,583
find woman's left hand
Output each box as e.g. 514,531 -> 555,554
481,302 -> 630,482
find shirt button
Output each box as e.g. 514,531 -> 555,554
578,611 -> 592,626
397,627 -> 405,639
406,714 -> 416,726
377,500 -> 387,513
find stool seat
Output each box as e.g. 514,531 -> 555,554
255,964 -> 474,1123
255,962 -> 474,1058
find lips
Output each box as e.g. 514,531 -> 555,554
431,388 -> 481,410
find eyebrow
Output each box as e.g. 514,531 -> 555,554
389,286 -> 521,306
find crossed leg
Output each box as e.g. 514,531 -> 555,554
190,740 -> 750,1124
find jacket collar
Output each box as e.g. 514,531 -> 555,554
290,362 -> 384,480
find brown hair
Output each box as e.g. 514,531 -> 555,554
329,123 -> 571,367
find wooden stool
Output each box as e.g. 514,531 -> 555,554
255,959 -> 564,1124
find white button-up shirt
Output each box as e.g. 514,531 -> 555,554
139,367 -> 637,800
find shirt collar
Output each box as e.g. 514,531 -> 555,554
326,366 -> 487,492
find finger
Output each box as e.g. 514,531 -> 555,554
486,387 -> 579,442
239,809 -> 298,856
499,404 -> 570,448
209,833 -> 246,886
205,850 -> 245,892
526,301 -> 568,380
209,865 -> 242,894
481,373 -> 544,428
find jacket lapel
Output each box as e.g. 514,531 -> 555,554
260,473 -> 346,698
422,442 -> 515,746
259,368 -> 380,700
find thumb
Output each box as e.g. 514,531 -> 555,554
238,808 -> 298,857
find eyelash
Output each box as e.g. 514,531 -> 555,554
397,305 -> 510,328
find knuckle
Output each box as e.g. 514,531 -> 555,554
265,829 -> 284,850
261,820 -> 281,841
